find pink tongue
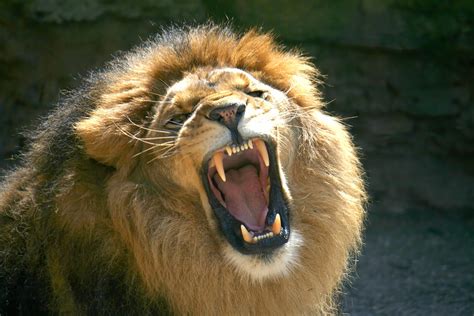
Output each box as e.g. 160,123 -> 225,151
214,165 -> 268,231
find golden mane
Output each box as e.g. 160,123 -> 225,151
0,24 -> 366,315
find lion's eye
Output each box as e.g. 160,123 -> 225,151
246,90 -> 268,100
165,113 -> 191,130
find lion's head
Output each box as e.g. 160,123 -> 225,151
71,24 -> 366,314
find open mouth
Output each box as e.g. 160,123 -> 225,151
202,139 -> 290,255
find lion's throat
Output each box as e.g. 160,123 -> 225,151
214,165 -> 268,231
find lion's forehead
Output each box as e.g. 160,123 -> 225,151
163,67 -> 261,113
207,67 -> 257,85
170,68 -> 258,97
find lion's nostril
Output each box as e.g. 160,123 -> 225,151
208,103 -> 246,128
236,104 -> 245,114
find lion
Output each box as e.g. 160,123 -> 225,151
0,24 -> 366,315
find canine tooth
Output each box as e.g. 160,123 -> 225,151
265,177 -> 270,201
241,225 -> 253,243
248,139 -> 253,149
272,214 -> 281,235
225,146 -> 232,156
214,152 -> 226,182
254,139 -> 270,167
209,158 -> 215,168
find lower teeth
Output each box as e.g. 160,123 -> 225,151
241,214 -> 282,244
254,232 -> 274,242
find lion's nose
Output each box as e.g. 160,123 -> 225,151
208,103 -> 246,130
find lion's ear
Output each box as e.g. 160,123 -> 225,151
75,102 -> 150,169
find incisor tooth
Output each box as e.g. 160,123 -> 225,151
214,151 -> 226,182
254,139 -> 270,167
272,214 -> 281,235
232,146 -> 237,154
244,143 -> 249,150
225,146 -> 232,156
241,145 -> 245,151
241,225 -> 253,243
248,139 -> 253,149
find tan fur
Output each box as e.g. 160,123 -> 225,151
0,24 -> 366,315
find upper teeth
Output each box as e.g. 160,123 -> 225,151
254,139 -> 269,167
212,139 -> 270,183
225,139 -> 254,155
213,151 -> 226,182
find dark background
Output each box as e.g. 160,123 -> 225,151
1,1 -> 473,314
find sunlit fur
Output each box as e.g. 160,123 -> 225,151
0,24 -> 366,315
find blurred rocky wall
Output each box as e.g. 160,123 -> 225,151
1,0 -> 473,213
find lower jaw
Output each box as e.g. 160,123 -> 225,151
222,229 -> 302,281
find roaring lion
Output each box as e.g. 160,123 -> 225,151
0,24 -> 366,315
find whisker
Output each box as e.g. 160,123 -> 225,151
147,91 -> 167,98
133,142 -> 175,158
139,136 -> 177,140
133,144 -> 161,158
284,83 -> 296,95
325,98 -> 336,106
339,116 -> 358,121
116,125 -> 159,146
155,78 -> 170,89
147,147 -> 177,163
135,98 -> 159,104
126,116 -> 176,135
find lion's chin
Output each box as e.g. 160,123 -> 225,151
223,229 -> 303,281
202,138 -> 292,255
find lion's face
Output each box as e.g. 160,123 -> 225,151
143,67 -> 300,278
